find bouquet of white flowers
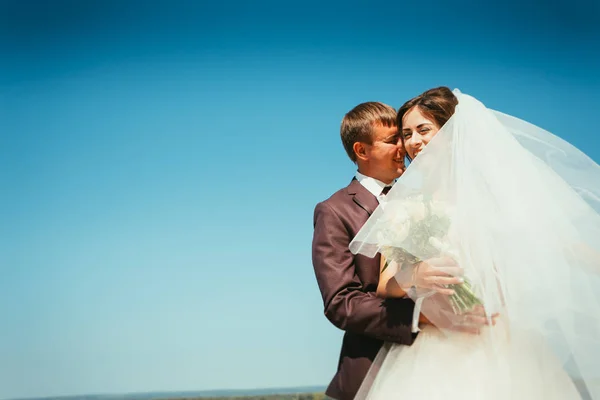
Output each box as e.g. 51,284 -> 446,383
377,194 -> 482,314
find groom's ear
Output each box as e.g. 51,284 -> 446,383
353,142 -> 368,162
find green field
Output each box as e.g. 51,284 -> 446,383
160,394 -> 331,400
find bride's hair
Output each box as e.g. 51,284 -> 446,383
397,86 -> 458,130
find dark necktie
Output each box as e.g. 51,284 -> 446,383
381,186 -> 392,196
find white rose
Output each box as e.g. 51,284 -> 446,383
405,199 -> 426,221
377,205 -> 411,245
430,200 -> 449,218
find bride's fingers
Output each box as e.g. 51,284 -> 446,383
424,266 -> 463,277
489,313 -> 500,325
427,256 -> 458,266
436,318 -> 482,334
424,276 -> 463,286
464,311 -> 500,326
471,304 -> 484,312
454,313 -> 493,327
451,325 -> 481,335
466,305 -> 491,316
432,286 -> 455,296
469,305 -> 500,320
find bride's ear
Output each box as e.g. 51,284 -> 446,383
353,142 -> 368,162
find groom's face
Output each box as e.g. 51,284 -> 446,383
362,124 -> 405,184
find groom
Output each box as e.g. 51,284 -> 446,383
311,102 -> 419,400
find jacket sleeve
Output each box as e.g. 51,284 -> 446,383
312,201 -> 416,344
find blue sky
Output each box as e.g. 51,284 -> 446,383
1,0 -> 599,398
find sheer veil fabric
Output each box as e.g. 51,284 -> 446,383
350,90 -> 600,399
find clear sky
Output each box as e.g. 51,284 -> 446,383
1,0 -> 599,398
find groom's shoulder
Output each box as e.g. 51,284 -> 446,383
314,179 -> 355,213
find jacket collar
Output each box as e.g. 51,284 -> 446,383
347,178 -> 379,216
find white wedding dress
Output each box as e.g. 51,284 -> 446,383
350,90 -> 600,400
358,319 -> 583,399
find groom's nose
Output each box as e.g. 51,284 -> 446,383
396,144 -> 406,157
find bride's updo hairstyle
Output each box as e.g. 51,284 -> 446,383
397,86 -> 459,130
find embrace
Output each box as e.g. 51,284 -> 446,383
311,87 -> 600,400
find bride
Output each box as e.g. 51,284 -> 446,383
350,87 -> 600,399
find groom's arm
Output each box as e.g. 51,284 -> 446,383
312,202 -> 416,345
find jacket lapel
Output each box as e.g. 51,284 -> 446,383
347,178 -> 379,216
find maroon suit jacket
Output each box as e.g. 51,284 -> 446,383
312,178 -> 416,400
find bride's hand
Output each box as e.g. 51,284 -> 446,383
421,297 -> 499,334
397,257 -> 464,296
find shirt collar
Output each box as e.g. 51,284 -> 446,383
355,171 -> 395,198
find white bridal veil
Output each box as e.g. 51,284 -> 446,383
350,90 -> 600,398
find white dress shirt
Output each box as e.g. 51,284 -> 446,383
355,171 -> 393,202
355,171 -> 422,333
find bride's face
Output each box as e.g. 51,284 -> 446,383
401,106 -> 440,159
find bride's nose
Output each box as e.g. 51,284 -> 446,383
411,132 -> 423,147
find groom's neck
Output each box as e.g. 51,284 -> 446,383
357,166 -> 395,185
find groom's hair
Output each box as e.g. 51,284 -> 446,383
340,102 -> 397,163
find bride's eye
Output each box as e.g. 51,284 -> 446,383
403,132 -> 412,139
